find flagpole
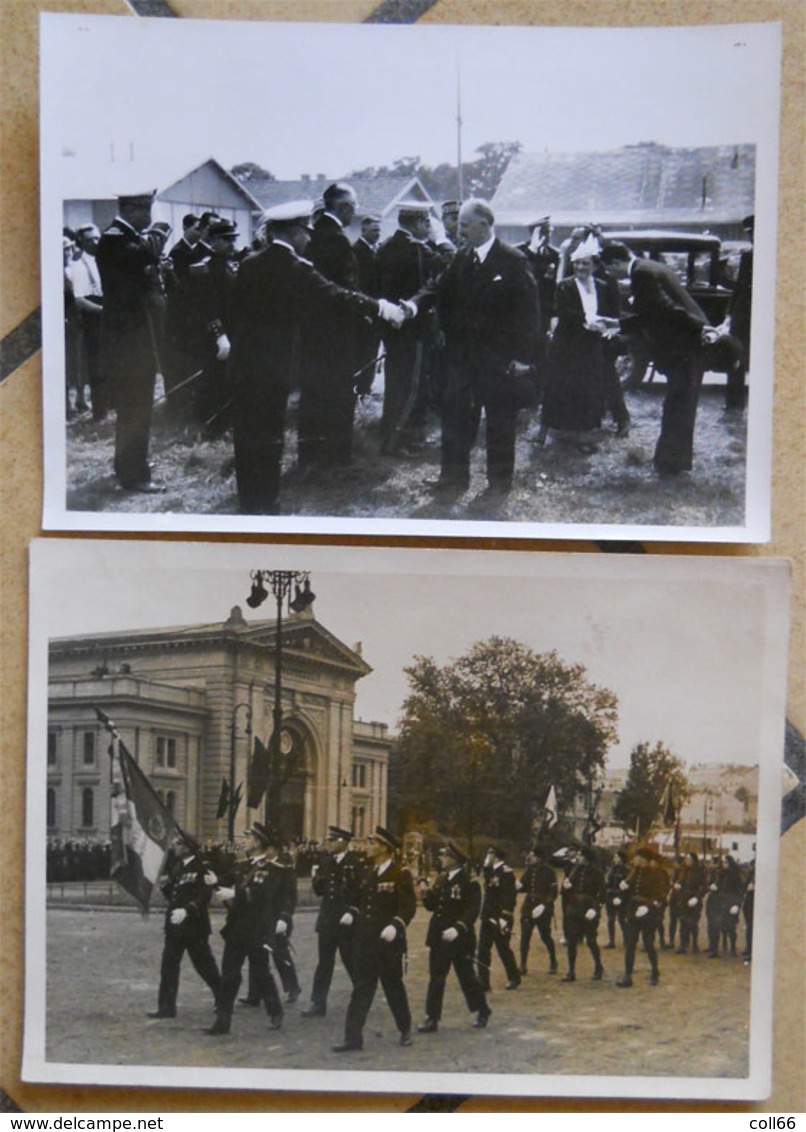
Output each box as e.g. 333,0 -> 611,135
228,702 -> 252,842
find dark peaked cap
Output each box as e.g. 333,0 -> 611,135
369,826 -> 400,852
245,821 -> 280,848
327,825 -> 353,841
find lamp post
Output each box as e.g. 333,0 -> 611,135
245,569 -> 315,834
228,701 -> 252,842
702,795 -> 714,857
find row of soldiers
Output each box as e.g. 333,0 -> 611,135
147,822 -> 754,1052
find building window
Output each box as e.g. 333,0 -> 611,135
81,787 -> 94,829
351,805 -> 366,838
155,735 -> 177,769
47,732 -> 57,766
352,763 -> 366,789
82,731 -> 96,766
47,787 -> 56,828
166,790 -> 176,815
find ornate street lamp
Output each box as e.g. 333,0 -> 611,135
245,570 -> 315,833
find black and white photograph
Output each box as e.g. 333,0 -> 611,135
41,14 -> 780,541
25,540 -> 790,1098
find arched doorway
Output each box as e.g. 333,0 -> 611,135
265,724 -> 313,842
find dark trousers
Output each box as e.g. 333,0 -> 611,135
343,934 -> 411,1048
381,335 -> 429,451
622,909 -> 660,977
477,918 -> 519,990
653,350 -> 705,472
310,925 -> 354,1012
215,938 -> 282,1031
564,909 -> 603,976
606,901 -> 626,946
232,378 -> 288,515
425,941 -> 487,1021
297,375 -> 356,468
679,905 -> 702,951
157,929 -> 221,1015
603,344 -> 630,428
520,908 -> 557,970
113,369 -> 156,487
245,932 -> 300,1000
441,380 -> 517,491
743,894 -> 754,958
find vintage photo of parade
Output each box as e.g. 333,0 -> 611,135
42,16 -> 780,537
26,542 -> 789,1097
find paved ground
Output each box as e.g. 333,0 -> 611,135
45,905 -> 750,1083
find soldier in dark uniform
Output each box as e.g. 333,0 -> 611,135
302,825 -> 363,1017
517,846 -> 558,975
560,845 -> 606,982
666,854 -> 686,950
616,846 -> 670,987
376,204 -> 441,455
168,214 -> 206,281
476,845 -> 521,992
352,215 -> 382,398
228,200 -> 404,515
333,826 -> 416,1052
742,859 -> 755,963
417,841 -> 491,1033
515,216 -> 557,389
676,850 -> 707,954
717,854 -> 744,957
705,855 -> 727,957
147,833 -> 221,1018
95,189 -> 166,492
238,832 -> 301,1007
206,821 -> 284,1035
603,849 -> 629,950
441,201 -> 461,248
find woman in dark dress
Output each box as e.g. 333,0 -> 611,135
538,236 -> 620,450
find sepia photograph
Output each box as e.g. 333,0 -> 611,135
24,540 -> 791,1098
40,14 -> 781,540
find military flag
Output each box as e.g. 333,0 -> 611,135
246,735 -> 270,809
544,784 -> 558,828
216,777 -> 230,820
658,780 -> 678,826
95,706 -> 179,911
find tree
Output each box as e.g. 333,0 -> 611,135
465,141 -> 522,199
231,162 -> 275,183
613,741 -> 690,838
388,637 -> 619,852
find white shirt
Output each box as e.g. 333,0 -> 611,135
377,858 -> 392,877
574,277 -> 599,324
66,252 -> 102,299
475,233 -> 496,264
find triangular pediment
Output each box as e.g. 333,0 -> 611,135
239,617 -> 372,679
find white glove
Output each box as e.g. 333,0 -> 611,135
340,912 -> 354,927
275,919 -> 288,936
563,878 -> 572,890
378,299 -> 405,327
748,883 -> 754,892
673,883 -> 682,891
710,884 -> 718,892
635,905 -> 649,919
216,886 -> 235,904
498,918 -> 510,933
380,924 -> 397,943
730,904 -> 740,916
441,927 -> 459,943
400,298 -> 417,320
532,903 -> 545,920
169,908 -> 187,926
204,871 -> 217,886
687,897 -> 699,907
619,880 -> 629,891
584,907 -> 598,922
612,897 -> 622,907
311,864 -> 319,877
215,333 -> 231,361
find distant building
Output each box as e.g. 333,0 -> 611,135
492,142 -> 756,245
47,604 -> 390,844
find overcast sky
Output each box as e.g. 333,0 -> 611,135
35,542 -> 790,772
42,15 -> 781,187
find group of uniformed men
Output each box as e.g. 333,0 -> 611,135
148,821 -> 754,1052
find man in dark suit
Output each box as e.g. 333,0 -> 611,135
405,198 -> 539,505
297,181 -> 365,470
602,242 -> 710,473
229,200 -> 405,514
302,825 -> 363,1017
168,214 -> 206,280
96,189 -> 166,492
333,826 -> 417,1053
376,204 -> 441,454
418,841 -> 490,1033
353,215 -> 381,296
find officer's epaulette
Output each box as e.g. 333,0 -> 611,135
188,259 -> 212,274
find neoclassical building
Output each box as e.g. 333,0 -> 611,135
47,603 -> 390,843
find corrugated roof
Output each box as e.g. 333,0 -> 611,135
246,174 -> 434,217
492,143 -> 755,226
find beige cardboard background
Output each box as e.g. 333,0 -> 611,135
1,0 -> 803,1113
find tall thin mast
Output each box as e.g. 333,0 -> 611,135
456,65 -> 463,201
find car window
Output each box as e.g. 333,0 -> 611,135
658,251 -> 688,286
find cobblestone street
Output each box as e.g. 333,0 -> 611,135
44,905 -> 750,1085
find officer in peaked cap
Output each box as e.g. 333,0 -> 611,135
441,200 -> 461,245
418,840 -> 490,1034
229,205 -> 404,514
517,845 -> 559,975
476,844 -> 521,991
302,824 -> 363,1017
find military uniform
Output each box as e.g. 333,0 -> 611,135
306,847 -> 363,1015
151,850 -> 221,1017
604,855 -> 629,948
477,860 -> 520,990
339,856 -> 416,1049
617,857 -> 670,985
517,859 -> 558,973
421,864 -> 489,1025
707,857 -> 743,957
676,854 -> 707,953
560,856 -> 606,980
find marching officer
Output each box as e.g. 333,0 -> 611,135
616,846 -> 670,987
742,859 -> 755,963
417,841 -> 491,1034
477,845 -> 521,992
517,846 -> 558,975
302,825 -> 363,1018
560,845 -> 606,982
333,826 -> 416,1052
666,854 -> 687,951
676,850 -> 707,954
603,849 -> 629,950
148,833 -> 221,1019
238,831 -> 301,1007
206,821 -> 284,1035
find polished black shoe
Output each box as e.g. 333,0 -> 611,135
286,988 -> 301,1004
147,1010 -> 175,1019
399,1030 -> 413,1047
548,962 -> 558,975
238,997 -> 260,1007
560,972 -> 576,983
268,1014 -> 283,1030
472,1009 -> 491,1029
615,976 -> 633,988
504,978 -> 521,990
301,1006 -> 326,1018
204,1022 -> 230,1035
417,1018 -> 438,1033
332,1042 -> 362,1053
603,942 -> 616,950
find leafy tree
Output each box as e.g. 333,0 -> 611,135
466,141 -> 522,198
388,637 -> 619,852
231,162 -> 276,183
613,741 -> 690,837
347,140 -> 523,205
